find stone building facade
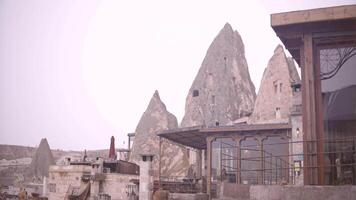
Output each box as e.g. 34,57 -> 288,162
47,158 -> 139,200
47,165 -> 91,200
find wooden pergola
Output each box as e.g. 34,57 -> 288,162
158,123 -> 292,198
271,4 -> 356,184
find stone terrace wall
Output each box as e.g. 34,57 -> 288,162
101,173 -> 138,200
221,183 -> 356,200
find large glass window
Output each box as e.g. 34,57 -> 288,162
240,138 -> 259,184
320,45 -> 356,185
212,138 -> 236,182
263,136 -> 290,184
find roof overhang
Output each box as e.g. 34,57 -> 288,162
271,5 -> 356,65
158,124 -> 292,150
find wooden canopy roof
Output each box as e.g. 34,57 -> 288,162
271,4 -> 356,65
158,123 -> 292,150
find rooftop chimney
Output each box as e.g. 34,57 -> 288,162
109,136 -> 116,159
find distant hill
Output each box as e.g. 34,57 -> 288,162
0,143 -> 115,186
0,144 -> 114,161
0,145 -> 36,160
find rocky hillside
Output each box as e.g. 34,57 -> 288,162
0,145 -> 111,163
0,145 -> 36,160
181,23 -> 256,127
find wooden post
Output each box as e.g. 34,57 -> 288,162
302,33 -> 310,184
159,137 -> 162,189
259,138 -> 265,184
206,137 -> 214,200
235,137 -> 242,184
196,149 -> 202,179
219,139 -> 222,182
128,136 -> 131,150
314,47 -> 325,185
301,33 -> 319,184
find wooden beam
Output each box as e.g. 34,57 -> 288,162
271,5 -> 356,27
273,20 -> 356,43
283,38 -> 303,50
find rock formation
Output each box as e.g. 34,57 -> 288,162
181,23 -> 256,127
29,138 -> 55,178
129,91 -> 189,177
249,45 -> 300,124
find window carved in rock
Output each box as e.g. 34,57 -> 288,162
275,107 -> 281,119
211,95 -> 215,104
49,183 -> 56,193
193,90 -> 199,97
273,80 -> 282,95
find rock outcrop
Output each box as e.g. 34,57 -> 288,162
129,91 -> 189,177
181,23 -> 256,127
249,45 -> 300,124
29,138 -> 55,178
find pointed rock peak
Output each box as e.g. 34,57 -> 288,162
148,90 -> 165,109
36,138 -> 52,155
153,90 -> 160,99
129,90 -> 187,177
181,21 -> 256,127
222,22 -> 233,32
30,138 -> 55,178
274,44 -> 284,54
39,138 -> 50,149
217,22 -> 236,38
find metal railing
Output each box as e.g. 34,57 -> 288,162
216,136 -> 356,185
155,177 -> 201,193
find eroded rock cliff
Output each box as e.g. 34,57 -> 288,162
129,91 -> 189,177
181,23 -> 256,127
29,138 -> 55,178
249,45 -> 300,124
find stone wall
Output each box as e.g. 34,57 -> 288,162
47,165 -> 91,200
221,184 -> 356,200
169,193 -> 208,200
250,185 -> 356,200
101,173 -> 139,200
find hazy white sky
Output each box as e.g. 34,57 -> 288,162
0,0 -> 355,150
